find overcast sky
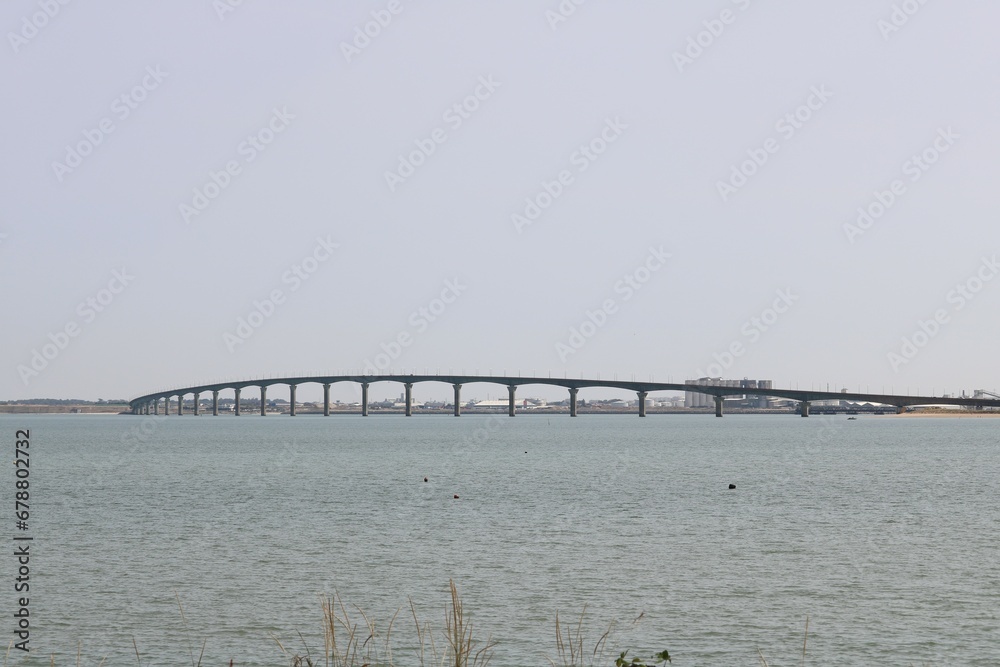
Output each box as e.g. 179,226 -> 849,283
2,1 -> 999,403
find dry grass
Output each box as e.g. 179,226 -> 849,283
443,580 -> 495,667
276,579 -> 493,667
549,606 -> 614,667
756,616 -> 809,667
7,586 -> 863,666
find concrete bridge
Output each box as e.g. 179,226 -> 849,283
128,374 -> 1000,417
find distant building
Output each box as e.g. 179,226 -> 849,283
685,377 -> 773,409
473,399 -> 511,408
685,377 -> 730,408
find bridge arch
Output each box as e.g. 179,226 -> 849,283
128,375 -> 1000,417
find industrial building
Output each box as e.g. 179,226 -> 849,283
684,378 -> 774,409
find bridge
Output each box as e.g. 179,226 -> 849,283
127,374 -> 1000,418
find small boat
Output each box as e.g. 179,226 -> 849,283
847,416 -> 857,420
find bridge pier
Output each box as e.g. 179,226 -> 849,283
121,376 -> 1000,424
260,386 -> 267,416
362,382 -> 369,416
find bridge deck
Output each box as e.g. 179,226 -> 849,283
128,374 -> 1000,415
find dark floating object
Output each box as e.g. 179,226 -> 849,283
453,494 -> 460,499
423,477 -> 428,482
728,483 -> 737,490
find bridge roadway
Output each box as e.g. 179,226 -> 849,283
128,374 -> 1000,418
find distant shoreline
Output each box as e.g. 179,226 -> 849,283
2,405 -> 998,417
889,411 -> 1000,418
0,405 -> 126,414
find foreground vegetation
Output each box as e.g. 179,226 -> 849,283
275,581 -> 673,667
4,581 -> 830,666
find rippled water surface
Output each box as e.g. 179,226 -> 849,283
6,414 -> 1000,665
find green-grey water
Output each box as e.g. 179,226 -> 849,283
5,414 -> 999,665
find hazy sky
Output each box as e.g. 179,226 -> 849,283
3,1 -> 999,404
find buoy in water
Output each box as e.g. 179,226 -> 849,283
453,494 -> 459,499
423,477 -> 428,482
728,483 -> 736,490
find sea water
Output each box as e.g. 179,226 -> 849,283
5,414 -> 999,665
